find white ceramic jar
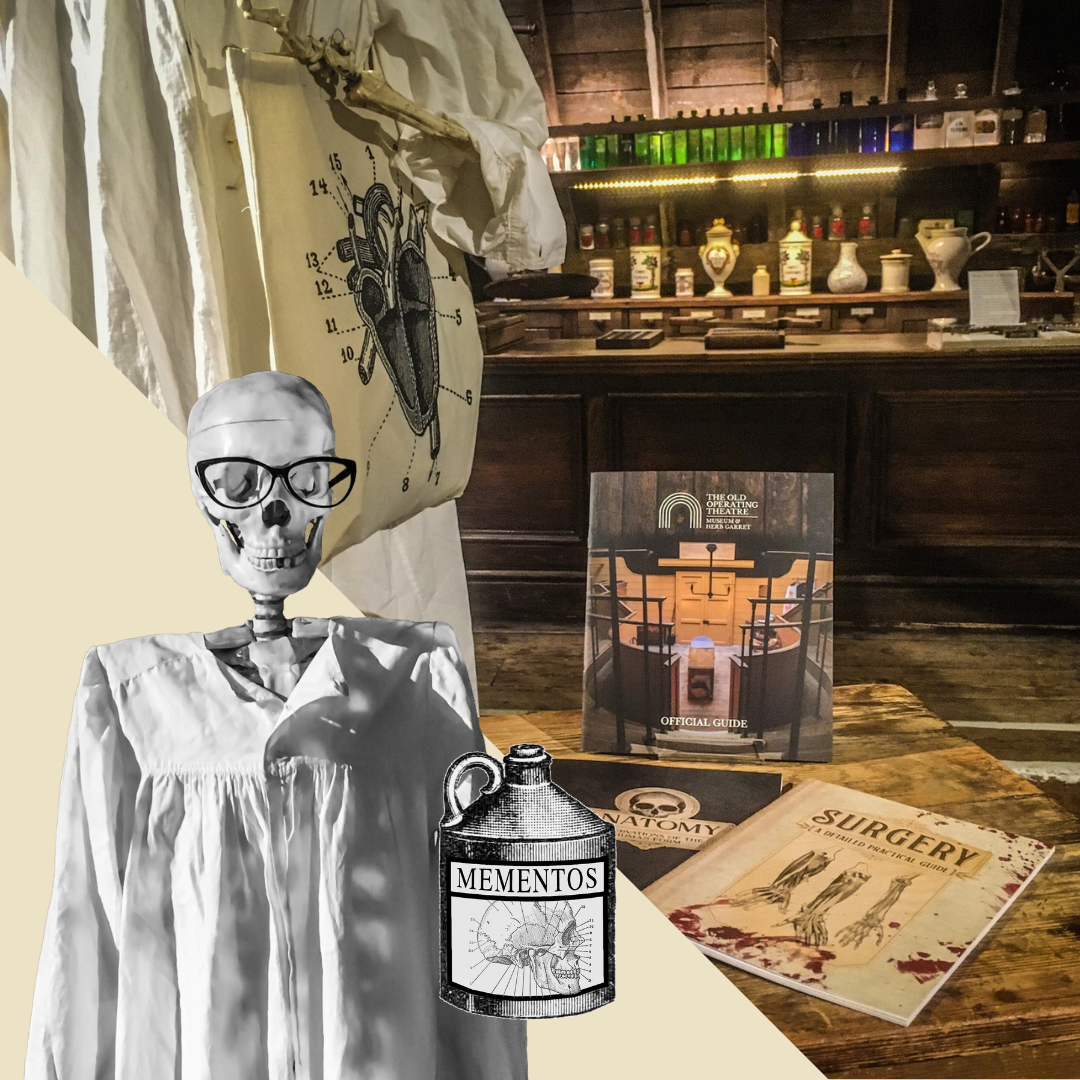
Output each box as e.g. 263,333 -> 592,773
879,249 -> 913,293
630,245 -> 662,298
589,257 -> 615,299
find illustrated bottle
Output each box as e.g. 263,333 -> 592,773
674,112 -> 689,164
439,744 -> 616,1018
888,88 -> 914,151
944,84 -> 975,148
635,115 -> 650,165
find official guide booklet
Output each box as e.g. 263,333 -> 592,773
645,779 -> 1054,1026
550,759 -> 784,889
581,471 -> 834,762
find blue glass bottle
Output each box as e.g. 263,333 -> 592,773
888,88 -> 914,151
807,98 -> 829,155
835,90 -> 861,153
861,95 -> 887,153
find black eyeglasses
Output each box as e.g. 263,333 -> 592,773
196,456 -> 357,510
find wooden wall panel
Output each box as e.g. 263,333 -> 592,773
610,392 -> 846,476
877,391 -> 1080,546
547,0 -> 650,123
781,0 -> 889,107
458,395 -> 586,537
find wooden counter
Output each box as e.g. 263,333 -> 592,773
459,333 -> 1080,626
481,685 -> 1080,1079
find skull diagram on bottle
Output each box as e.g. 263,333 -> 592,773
476,900 -> 590,996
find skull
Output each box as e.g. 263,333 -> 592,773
187,372 -> 338,600
629,790 -> 687,817
480,900 -> 584,996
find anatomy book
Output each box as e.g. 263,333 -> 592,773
645,779 -> 1054,1025
581,471 -> 834,763
550,759 -> 783,890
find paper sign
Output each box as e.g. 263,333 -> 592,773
969,269 -> 1022,326
741,308 -> 768,319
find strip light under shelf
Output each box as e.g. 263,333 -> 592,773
571,164 -> 903,190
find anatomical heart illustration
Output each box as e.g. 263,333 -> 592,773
227,51 -> 481,557
335,179 -> 441,459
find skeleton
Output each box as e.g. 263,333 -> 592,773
187,371 -> 356,697
837,873 -> 918,949
478,900 -> 585,996
628,791 -> 687,817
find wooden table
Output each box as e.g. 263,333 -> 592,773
481,684 -> 1080,1079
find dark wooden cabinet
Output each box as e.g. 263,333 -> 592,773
460,336 -> 1080,626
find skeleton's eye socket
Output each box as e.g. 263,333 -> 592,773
203,461 -> 270,507
289,460 -> 330,500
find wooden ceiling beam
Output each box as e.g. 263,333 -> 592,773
642,0 -> 668,120
509,0 -> 561,127
885,0 -> 909,101
993,0 -> 1024,94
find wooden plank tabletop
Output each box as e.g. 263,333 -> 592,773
481,684 -> 1080,1080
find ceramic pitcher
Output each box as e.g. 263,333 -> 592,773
917,225 -> 992,291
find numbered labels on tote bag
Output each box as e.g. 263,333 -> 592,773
227,50 -> 481,559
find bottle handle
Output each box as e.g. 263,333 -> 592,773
443,752 -> 503,824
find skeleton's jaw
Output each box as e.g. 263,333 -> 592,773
212,514 -> 327,601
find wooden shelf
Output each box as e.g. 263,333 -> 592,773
478,290 -> 1071,311
549,142 -> 1080,187
548,91 -> 1080,135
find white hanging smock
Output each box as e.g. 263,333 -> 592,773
0,0 -> 563,685
25,618 -> 527,1079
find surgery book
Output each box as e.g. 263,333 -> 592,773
645,779 -> 1054,1026
581,471 -> 834,763
550,759 -> 784,889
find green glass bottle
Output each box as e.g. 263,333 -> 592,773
743,107 -> 757,160
661,129 -> 675,164
757,104 -> 772,158
580,133 -> 596,170
674,111 -> 688,164
605,117 -> 619,168
730,109 -> 744,161
701,109 -> 716,161
635,115 -> 650,165
593,133 -> 607,169
687,110 -> 702,162
649,130 -> 662,165
715,109 -> 730,161
772,105 -> 786,158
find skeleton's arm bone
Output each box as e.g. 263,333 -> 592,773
237,0 -> 476,154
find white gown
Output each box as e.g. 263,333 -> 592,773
25,618 -> 527,1080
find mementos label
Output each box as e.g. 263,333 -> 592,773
447,860 -> 608,998
449,860 -> 605,898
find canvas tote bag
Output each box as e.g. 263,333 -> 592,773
226,50 -> 482,560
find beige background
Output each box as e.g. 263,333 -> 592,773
0,256 -> 821,1078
